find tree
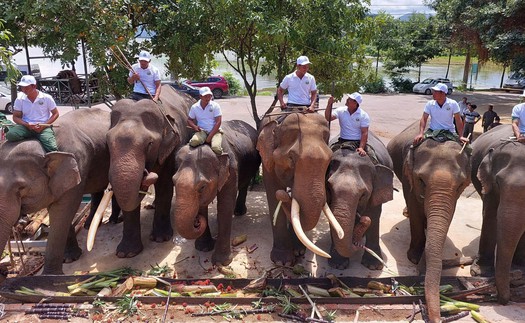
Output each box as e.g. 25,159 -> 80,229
0,19 -> 20,84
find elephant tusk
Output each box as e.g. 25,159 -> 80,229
291,198 -> 331,258
87,187 -> 113,251
272,200 -> 282,226
322,203 -> 344,240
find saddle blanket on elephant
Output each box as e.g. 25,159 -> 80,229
330,139 -> 379,164
276,107 -> 308,123
417,129 -> 472,155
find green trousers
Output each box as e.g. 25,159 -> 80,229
5,124 -> 58,152
189,130 -> 223,155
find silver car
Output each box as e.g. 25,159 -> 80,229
0,92 -> 12,114
412,78 -> 453,95
503,71 -> 525,89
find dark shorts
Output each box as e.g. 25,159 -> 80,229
129,92 -> 152,101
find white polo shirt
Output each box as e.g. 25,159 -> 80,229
279,71 -> 317,105
189,100 -> 222,133
332,106 -> 370,140
129,63 -> 161,95
424,98 -> 460,133
511,103 -> 525,134
14,91 -> 56,124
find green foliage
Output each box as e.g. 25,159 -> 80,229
362,75 -> 387,94
391,76 -> 416,93
0,19 -> 20,84
222,72 -> 242,96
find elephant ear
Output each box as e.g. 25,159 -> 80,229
158,114 -> 180,165
256,121 -> 277,172
45,152 -> 81,199
477,148 -> 494,195
370,164 -> 394,206
402,146 -> 415,192
217,153 -> 231,191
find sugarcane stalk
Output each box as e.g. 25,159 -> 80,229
172,284 -> 218,294
67,276 -> 97,292
305,285 -> 330,297
440,295 -> 480,311
470,310 -> 490,323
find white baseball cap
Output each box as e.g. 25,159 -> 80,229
199,86 -> 213,97
296,56 -> 311,65
347,92 -> 363,105
138,50 -> 151,61
430,83 -> 448,93
17,75 -> 37,87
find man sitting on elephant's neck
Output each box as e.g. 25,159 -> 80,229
278,55 -> 317,113
413,83 -> 469,146
187,87 -> 223,155
325,92 -> 377,163
5,75 -> 59,152
511,90 -> 525,143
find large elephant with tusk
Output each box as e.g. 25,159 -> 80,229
326,131 -> 394,270
88,85 -> 193,258
257,112 -> 338,266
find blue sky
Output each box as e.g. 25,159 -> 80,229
367,0 -> 435,17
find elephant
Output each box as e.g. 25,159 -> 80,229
0,108 -> 111,280
326,132 -> 394,270
257,112 -> 339,266
387,121 -> 471,323
99,85 -> 193,258
172,120 -> 261,266
469,124 -> 525,304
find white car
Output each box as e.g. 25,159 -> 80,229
503,71 -> 525,89
412,78 -> 453,95
0,92 -> 13,114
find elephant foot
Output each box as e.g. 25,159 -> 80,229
212,251 -> 232,266
195,236 -> 215,252
498,291 -> 510,305
361,250 -> 384,270
270,248 -> 296,266
149,227 -> 173,243
116,240 -> 143,258
470,257 -> 494,277
63,245 -> 82,263
328,246 -> 349,270
234,204 -> 247,216
407,247 -> 424,265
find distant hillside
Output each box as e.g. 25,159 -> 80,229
398,12 -> 434,21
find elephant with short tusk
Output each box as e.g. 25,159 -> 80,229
172,120 -> 261,266
470,124 -> 525,304
326,131 -> 394,270
387,121 -> 471,323
257,112 -> 338,266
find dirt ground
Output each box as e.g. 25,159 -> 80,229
2,90 -> 525,322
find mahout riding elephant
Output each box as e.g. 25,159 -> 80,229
172,120 -> 261,265
470,124 -> 525,304
387,121 -> 471,323
0,108 -> 111,280
95,85 -> 193,258
257,112 -> 340,266
326,131 -> 394,270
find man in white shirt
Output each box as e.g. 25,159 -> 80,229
278,56 -> 317,112
413,83 -> 468,145
127,50 -> 161,102
187,87 -> 223,155
6,75 -> 59,152
511,90 -> 525,143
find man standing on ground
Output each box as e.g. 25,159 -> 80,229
413,83 -> 468,145
463,104 -> 481,141
187,87 -> 223,155
6,75 -> 59,152
481,104 -> 498,132
127,50 -> 161,102
511,90 -> 525,143
278,56 -> 317,113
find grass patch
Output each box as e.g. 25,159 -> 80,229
428,56 -> 504,69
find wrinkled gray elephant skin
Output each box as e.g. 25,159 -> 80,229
470,124 -> 525,304
326,131 -> 393,270
387,121 -> 471,323
173,120 -> 261,266
106,85 -> 193,258
0,108 -> 111,278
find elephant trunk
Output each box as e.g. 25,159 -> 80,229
173,170 -> 207,239
423,183 -> 457,323
329,196 -> 370,257
109,152 -> 146,212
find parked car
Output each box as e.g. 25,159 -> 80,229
167,82 -> 201,100
184,75 -> 229,99
0,92 -> 13,114
503,71 -> 525,89
412,78 -> 453,95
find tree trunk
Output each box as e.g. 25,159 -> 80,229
445,49 -> 452,79
500,64 -> 507,88
462,48 -> 471,87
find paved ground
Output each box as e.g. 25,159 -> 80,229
4,90 -> 525,321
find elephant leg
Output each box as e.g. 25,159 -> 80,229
212,187 -> 236,266
195,206 -> 215,252
108,195 -> 123,224
406,195 -> 426,265
150,164 -> 174,242
495,225 -> 522,304
471,194 -> 498,276
361,206 -> 384,270
63,225 -> 83,263
234,180 -> 249,216
84,191 -> 103,229
116,206 -> 143,258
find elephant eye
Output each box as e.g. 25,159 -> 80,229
197,182 -> 207,193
